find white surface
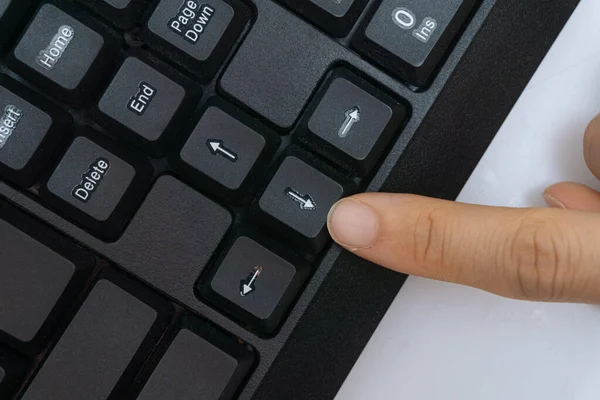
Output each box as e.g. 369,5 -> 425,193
335,1 -> 600,399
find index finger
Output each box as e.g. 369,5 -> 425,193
327,193 -> 600,303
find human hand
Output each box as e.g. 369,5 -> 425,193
327,114 -> 600,303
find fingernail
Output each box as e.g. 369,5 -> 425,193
543,192 -> 566,209
327,199 -> 379,250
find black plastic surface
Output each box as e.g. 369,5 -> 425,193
0,1 -> 34,49
0,346 -> 27,399
77,0 -> 147,29
0,0 -> 579,399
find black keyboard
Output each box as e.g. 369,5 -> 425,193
0,0 -> 488,398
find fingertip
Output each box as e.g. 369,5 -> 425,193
584,114 -> 600,180
542,186 -> 567,209
327,198 -> 380,250
543,182 -> 600,212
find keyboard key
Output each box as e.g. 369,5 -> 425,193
220,7 -> 330,128
8,3 -> 120,104
95,54 -> 196,155
203,236 -> 309,334
353,0 -> 478,86
258,156 -> 346,253
0,0 -> 33,48
0,75 -> 71,186
279,0 -> 368,37
143,0 -> 250,80
0,218 -> 74,343
77,0 -> 148,28
108,176 -> 233,309
21,276 -> 172,400
135,319 -> 254,400
41,131 -> 152,240
297,69 -> 408,176
176,102 -> 277,203
0,198 -> 94,354
47,137 -> 134,221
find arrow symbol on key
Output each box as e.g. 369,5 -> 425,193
285,187 -> 317,210
240,265 -> 262,297
207,139 -> 238,162
338,106 -> 361,138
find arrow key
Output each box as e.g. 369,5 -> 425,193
202,236 -> 309,335
177,102 -> 277,204
258,156 -> 346,253
297,69 -> 407,176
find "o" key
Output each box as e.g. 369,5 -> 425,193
392,7 -> 416,29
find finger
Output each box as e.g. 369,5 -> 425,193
584,114 -> 600,180
544,182 -> 600,212
327,193 -> 600,303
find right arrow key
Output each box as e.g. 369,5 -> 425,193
258,156 -> 347,253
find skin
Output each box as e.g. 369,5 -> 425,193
327,114 -> 600,304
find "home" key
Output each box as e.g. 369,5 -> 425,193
8,3 -> 119,104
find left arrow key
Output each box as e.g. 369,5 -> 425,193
176,103 -> 278,203
207,139 -> 239,162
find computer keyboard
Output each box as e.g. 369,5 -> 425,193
0,0 -> 485,399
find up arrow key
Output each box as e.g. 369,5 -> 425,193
206,139 -> 239,162
338,106 -> 361,138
